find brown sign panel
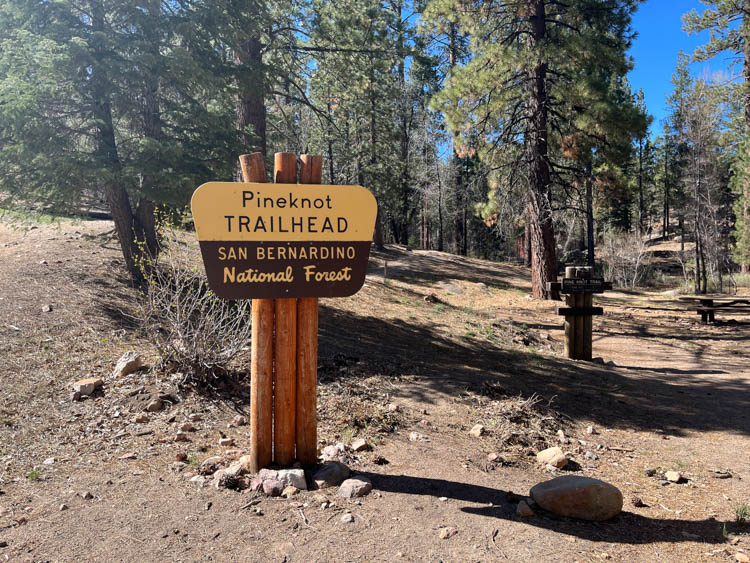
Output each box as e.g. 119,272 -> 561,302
190,182 -> 377,299
561,277 -> 606,294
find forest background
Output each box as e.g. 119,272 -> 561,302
0,0 -> 748,298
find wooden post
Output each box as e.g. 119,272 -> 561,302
273,152 -> 298,465
296,154 -> 322,465
574,268 -> 585,359
563,266 -> 576,359
240,153 -> 273,473
581,267 -> 593,361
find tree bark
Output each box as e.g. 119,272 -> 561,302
526,0 -> 558,300
236,37 -> 266,159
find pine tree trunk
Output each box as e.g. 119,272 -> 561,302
449,24 -> 465,256
742,17 -> 750,272
527,0 -> 558,300
236,37 -> 266,158
586,173 -> 595,267
90,3 -> 141,283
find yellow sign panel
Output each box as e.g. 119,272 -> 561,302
190,182 -> 378,299
191,183 -> 377,242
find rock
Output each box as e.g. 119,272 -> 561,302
643,467 -> 657,477
237,455 -> 253,473
119,452 -> 136,460
409,431 -> 426,441
665,471 -> 682,483
469,424 -> 485,438
199,457 -> 222,475
282,486 -> 299,498
631,496 -> 646,508
41,304 -> 53,313
70,391 -> 81,402
248,478 -> 263,492
439,527 -> 458,539
112,351 -> 145,378
223,461 -> 245,478
350,438 -> 370,452
174,431 -> 189,442
530,475 -> 623,521
258,468 -> 279,481
42,457 -> 55,465
584,451 -> 598,461
188,414 -> 202,422
59,504 -> 69,511
487,453 -> 503,463
736,553 -> 750,563
337,476 -> 372,498
277,469 -> 307,490
536,446 -> 568,469
73,378 -> 103,396
586,425 -> 598,435
133,413 -> 149,424
386,403 -> 400,413
606,360 -> 616,367
321,443 -> 345,460
263,479 -> 284,497
591,357 -> 605,364
175,452 -> 187,462
230,415 -> 248,427
340,513 -> 355,524
81,491 -> 94,500
219,437 -> 234,447
312,462 -> 350,489
516,500 -> 534,517
557,429 -> 568,444
180,422 -> 195,432
145,399 -> 163,412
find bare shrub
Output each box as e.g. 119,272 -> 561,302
137,229 -> 252,386
600,229 -> 650,289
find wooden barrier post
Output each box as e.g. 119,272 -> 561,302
563,266 -> 576,359
550,267 -> 609,361
239,153 -> 273,473
273,152 -> 298,466
296,154 -> 322,466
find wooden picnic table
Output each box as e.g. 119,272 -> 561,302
678,296 -> 750,324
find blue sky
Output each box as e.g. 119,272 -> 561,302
628,0 -> 739,137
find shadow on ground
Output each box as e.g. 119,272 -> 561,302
360,472 -> 730,545
318,304 -> 750,438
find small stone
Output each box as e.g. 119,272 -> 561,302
439,497 -> 448,502
73,378 -> 103,396
230,415 -> 248,427
469,424 -> 485,438
133,413 -> 149,424
145,399 -> 163,412
70,391 -> 81,402
340,512 -> 355,524
277,468 -> 307,490
81,491 -> 94,500
409,431 -> 426,441
175,431 -> 190,442
536,446 -> 568,469
631,496 -> 646,508
586,425 -> 598,435
258,468 -> 279,481
42,457 -> 55,465
248,478 -> 263,492
530,475 -> 623,521
487,453 -> 503,463
350,438 -> 370,452
386,403 -> 400,413
119,452 -> 136,460
584,451 -> 598,461
190,475 -> 208,486
59,504 -> 69,511
282,486 -> 299,498
644,467 -> 657,477
321,443 -> 345,460
312,461 -> 350,489
218,437 -> 234,447
557,429 -> 568,444
516,500 -> 534,517
263,479 -> 284,497
112,351 -> 145,378
439,527 -> 458,540
237,455 -> 253,473
736,553 -> 750,563
665,471 -> 682,483
175,452 -> 187,462
41,304 -> 53,313
223,461 -> 245,478
188,414 -> 202,422
180,422 -> 195,432
337,476 -> 372,498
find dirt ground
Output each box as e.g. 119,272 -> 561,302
0,216 -> 749,562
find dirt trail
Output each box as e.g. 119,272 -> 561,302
0,221 -> 749,562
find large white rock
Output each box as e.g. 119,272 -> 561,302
337,476 -> 372,498
73,377 -> 103,396
536,446 -> 568,468
530,475 -> 623,521
112,351 -> 145,378
277,469 -> 307,490
312,462 -> 350,489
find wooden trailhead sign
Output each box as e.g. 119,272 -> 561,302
547,267 -> 612,361
191,182 -> 377,299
